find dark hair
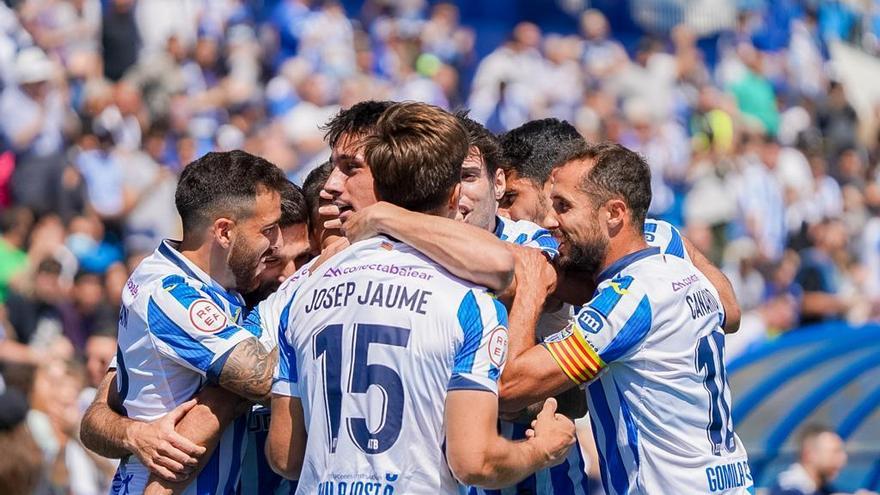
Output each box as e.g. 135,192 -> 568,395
36,258 -> 63,275
302,160 -> 333,225
278,180 -> 308,227
365,102 -> 468,213
559,142 -> 652,228
500,118 -> 585,185
455,110 -> 502,175
322,100 -> 395,149
175,150 -> 288,232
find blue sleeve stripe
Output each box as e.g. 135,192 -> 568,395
666,225 -> 686,258
162,276 -> 202,307
643,221 -> 657,234
492,297 -> 508,328
242,308 -> 262,338
148,297 -> 238,372
206,345 -> 235,383
198,444 -> 221,495
115,346 -> 129,416
447,374 -> 494,393
278,290 -> 297,341
453,291 -> 484,375
590,276 -> 634,318
513,232 -> 528,245
600,295 -> 653,363
277,314 -> 297,384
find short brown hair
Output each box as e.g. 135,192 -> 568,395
558,142 -> 652,228
364,102 -> 468,213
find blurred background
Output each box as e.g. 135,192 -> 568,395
0,0 -> 879,493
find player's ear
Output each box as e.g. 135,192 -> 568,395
447,183 -> 462,216
213,217 -> 236,249
493,168 -> 506,201
605,198 -> 627,232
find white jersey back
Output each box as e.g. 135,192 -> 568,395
111,241 -> 254,495
543,248 -> 752,495
264,237 -> 508,495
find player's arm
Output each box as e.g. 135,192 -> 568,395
147,277 -> 277,402
501,275 -> 648,412
329,201 -> 515,292
446,289 -> 574,488
683,236 -> 741,334
446,393 -> 574,488
266,326 -> 307,479
266,395 -> 307,479
80,370 -> 206,482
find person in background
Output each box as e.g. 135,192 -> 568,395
0,383 -> 43,495
769,424 -> 876,495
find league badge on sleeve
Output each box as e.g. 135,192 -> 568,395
487,326 -> 509,367
189,299 -> 228,333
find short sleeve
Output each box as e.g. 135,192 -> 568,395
272,325 -> 300,398
245,262 -> 312,352
146,275 -> 253,379
644,219 -> 689,262
542,275 -> 653,385
448,290 -> 509,395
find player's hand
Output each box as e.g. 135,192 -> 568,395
525,398 -> 576,468
124,399 -> 206,482
498,245 -> 557,306
339,202 -> 383,242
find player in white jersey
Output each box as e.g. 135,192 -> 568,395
264,102 -> 576,493
80,151 -> 287,495
499,143 -> 754,495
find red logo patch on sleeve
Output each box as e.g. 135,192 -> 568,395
487,326 -> 509,367
188,299 -> 228,333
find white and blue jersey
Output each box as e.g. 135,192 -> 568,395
110,240 -> 253,495
543,247 -> 752,495
494,216 -> 559,258
238,264 -> 315,495
464,217 -> 590,495
259,236 -> 509,494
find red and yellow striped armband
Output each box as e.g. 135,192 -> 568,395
542,326 -> 606,385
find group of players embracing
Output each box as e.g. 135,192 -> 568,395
79,100 -> 755,495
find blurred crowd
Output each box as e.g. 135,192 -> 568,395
1,0 -> 880,493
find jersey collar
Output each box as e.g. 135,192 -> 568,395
158,240 -> 245,307
595,246 -> 660,285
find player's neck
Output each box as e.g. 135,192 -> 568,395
597,229 -> 650,279
177,240 -> 235,290
799,462 -> 824,489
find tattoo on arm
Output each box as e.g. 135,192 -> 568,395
218,338 -> 277,402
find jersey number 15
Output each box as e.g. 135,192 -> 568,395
314,323 -> 411,455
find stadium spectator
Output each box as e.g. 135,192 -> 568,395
769,425 -> 850,495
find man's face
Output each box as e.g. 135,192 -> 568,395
547,160 -> 607,275
253,222 -> 312,298
323,133 -> 378,222
85,335 -> 116,389
498,170 -> 554,227
228,187 -> 282,294
457,148 -> 504,231
806,432 -> 848,484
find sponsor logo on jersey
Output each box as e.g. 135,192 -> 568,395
488,326 -> 509,367
126,279 -> 139,297
188,299 -> 228,333
610,280 -> 629,295
577,309 -> 604,334
672,273 -> 699,292
323,263 -> 434,281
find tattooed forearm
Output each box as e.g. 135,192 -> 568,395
218,338 -> 277,402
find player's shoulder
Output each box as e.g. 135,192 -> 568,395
643,218 -> 689,261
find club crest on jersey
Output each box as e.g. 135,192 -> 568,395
188,299 -> 227,333
577,309 -> 604,334
544,326 -> 573,343
488,326 -> 509,367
